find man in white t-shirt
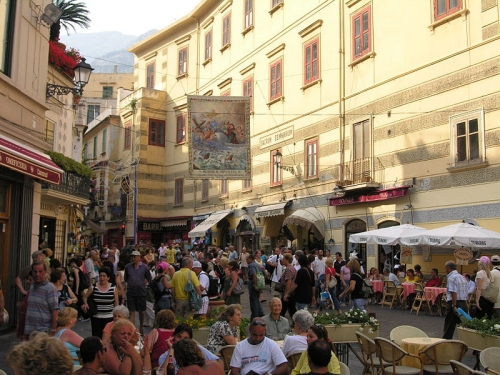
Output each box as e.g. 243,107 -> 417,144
193,261 -> 210,316
240,246 -> 250,283
85,250 -> 98,284
230,317 -> 288,375
158,243 -> 167,258
266,247 -> 283,295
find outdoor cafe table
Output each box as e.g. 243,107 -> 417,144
371,280 -> 384,294
401,282 -> 416,300
424,287 -> 447,305
401,337 -> 445,368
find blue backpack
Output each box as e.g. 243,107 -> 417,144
185,271 -> 203,311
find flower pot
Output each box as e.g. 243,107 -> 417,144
457,327 -> 500,351
192,327 -> 210,345
325,323 -> 378,343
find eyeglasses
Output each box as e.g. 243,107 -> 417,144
251,320 -> 266,326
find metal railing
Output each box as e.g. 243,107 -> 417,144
41,172 -> 91,200
336,157 -> 374,185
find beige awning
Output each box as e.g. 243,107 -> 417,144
283,207 -> 325,240
254,202 -> 288,218
188,209 -> 232,238
84,220 -> 105,234
160,220 -> 187,227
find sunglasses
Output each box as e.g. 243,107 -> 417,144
251,320 -> 266,326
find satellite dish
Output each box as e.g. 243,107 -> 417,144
40,4 -> 63,26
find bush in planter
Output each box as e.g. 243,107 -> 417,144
313,308 -> 380,333
460,318 -> 500,337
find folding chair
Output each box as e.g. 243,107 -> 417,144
411,284 -> 432,315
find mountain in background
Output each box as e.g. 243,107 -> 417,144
60,30 -> 158,73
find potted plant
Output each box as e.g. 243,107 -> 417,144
314,308 -> 380,343
457,318 -> 500,351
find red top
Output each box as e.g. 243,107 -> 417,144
326,266 -> 337,278
151,328 -> 174,368
425,277 -> 442,288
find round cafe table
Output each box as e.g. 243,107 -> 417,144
401,282 -> 416,300
424,287 -> 447,305
401,337 -> 445,368
371,280 -> 384,294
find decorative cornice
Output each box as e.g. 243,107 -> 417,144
266,43 -> 286,59
175,35 -> 191,45
220,0 -> 232,13
346,0 -> 363,8
173,103 -> 187,112
217,78 -> 232,90
298,20 -> 323,38
240,63 -> 256,76
202,17 -> 214,29
203,90 -> 213,96
144,52 -> 157,61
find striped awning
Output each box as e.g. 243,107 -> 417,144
254,202 -> 288,218
160,220 -> 187,227
188,209 -> 232,238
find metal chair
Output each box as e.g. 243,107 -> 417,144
420,340 -> 468,374
480,347 -> 500,375
340,361 -> 351,375
219,345 -> 235,374
286,351 -> 303,371
389,325 -> 428,346
374,337 -> 423,375
355,331 -> 388,375
410,284 -> 432,316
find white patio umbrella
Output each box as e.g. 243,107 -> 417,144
400,222 -> 500,248
348,224 -> 426,246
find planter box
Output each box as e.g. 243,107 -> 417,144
457,327 -> 500,351
325,324 -> 379,343
192,327 -> 210,345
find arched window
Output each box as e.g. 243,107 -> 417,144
345,219 -> 367,267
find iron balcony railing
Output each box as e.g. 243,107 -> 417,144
41,172 -> 91,200
336,157 -> 375,186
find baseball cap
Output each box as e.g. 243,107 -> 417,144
491,255 -> 500,264
131,250 -> 140,256
193,261 -> 202,268
477,256 -> 491,264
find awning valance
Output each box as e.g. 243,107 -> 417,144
254,202 -> 288,218
0,136 -> 63,185
283,207 -> 325,241
237,214 -> 256,230
84,220 -> 106,234
160,220 -> 187,227
188,209 -> 232,238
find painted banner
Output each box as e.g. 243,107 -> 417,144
188,95 -> 251,179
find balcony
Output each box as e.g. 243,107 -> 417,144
335,157 -> 380,191
41,172 -> 91,205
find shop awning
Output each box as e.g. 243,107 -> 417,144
283,207 -> 325,241
0,136 -> 63,185
84,220 -> 106,234
188,209 -> 232,238
237,214 -> 256,230
254,202 -> 289,218
160,220 -> 187,227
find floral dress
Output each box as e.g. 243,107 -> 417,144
205,320 -> 238,355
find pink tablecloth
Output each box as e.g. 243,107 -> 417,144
372,280 -> 384,294
424,287 -> 447,304
401,282 -> 416,300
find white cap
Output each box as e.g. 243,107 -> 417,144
193,261 -> 202,268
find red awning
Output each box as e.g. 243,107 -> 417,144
329,186 -> 409,206
0,136 -> 63,185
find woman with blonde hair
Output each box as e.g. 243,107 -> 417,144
476,256 -> 494,319
339,259 -> 367,311
103,318 -> 143,375
54,307 -> 84,365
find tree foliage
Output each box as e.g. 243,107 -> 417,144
49,0 -> 91,41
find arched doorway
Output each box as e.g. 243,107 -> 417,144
345,219 -> 367,267
236,215 -> 258,252
217,218 -> 230,249
377,220 -> 400,272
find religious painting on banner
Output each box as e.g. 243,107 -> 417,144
400,246 -> 413,264
188,95 -> 251,179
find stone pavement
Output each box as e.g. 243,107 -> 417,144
0,287 -> 479,374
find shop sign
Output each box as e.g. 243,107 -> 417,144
260,236 -> 271,245
138,221 -> 163,232
329,186 -> 409,206
0,149 -> 61,184
454,247 -> 473,265
259,126 -> 294,149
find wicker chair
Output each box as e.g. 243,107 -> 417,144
374,337 -> 423,375
389,325 -> 428,346
286,351 -> 303,371
480,347 -> 500,375
219,345 -> 236,374
450,360 -> 477,375
420,340 -> 468,374
340,361 -> 350,375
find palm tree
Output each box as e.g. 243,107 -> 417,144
49,0 -> 91,41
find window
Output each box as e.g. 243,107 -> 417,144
270,59 -> 282,101
102,129 -> 107,154
0,0 -> 15,76
176,114 -> 186,144
434,0 -> 462,21
205,30 -> 212,61
201,179 -> 209,202
352,5 -> 371,61
242,179 -> 252,191
306,138 -> 318,179
244,0 -> 253,29
44,119 -> 55,144
222,14 -> 231,47
271,149 -> 282,186
146,63 -> 155,89
174,178 -> 184,206
304,38 -> 319,85
352,119 -> 371,183
451,110 -> 484,166
243,76 -> 253,111
93,136 -> 97,158
87,105 -> 100,124
102,86 -> 113,99
178,48 -> 188,76
149,118 -> 165,146
124,122 -> 131,150
220,179 -> 228,197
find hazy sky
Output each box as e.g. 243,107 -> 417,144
73,0 -> 201,36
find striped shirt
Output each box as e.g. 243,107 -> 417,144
92,284 -> 116,318
446,270 -> 469,302
25,280 -> 58,335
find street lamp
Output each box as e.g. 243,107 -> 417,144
273,150 -> 295,174
46,58 -> 94,99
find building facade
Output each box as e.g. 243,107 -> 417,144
123,0 -> 499,273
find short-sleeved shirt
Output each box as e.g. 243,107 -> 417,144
280,265 -> 297,288
292,350 -> 340,375
247,262 -> 261,287
263,314 -> 289,340
350,272 -> 364,299
230,337 -> 287,375
166,248 -> 176,264
294,267 -> 315,304
206,320 -> 238,355
124,262 -> 151,296
240,252 -> 249,267
158,344 -> 219,372
171,268 -> 200,300
446,270 -> 469,302
24,280 -> 58,335
85,258 -> 96,279
229,251 -> 238,262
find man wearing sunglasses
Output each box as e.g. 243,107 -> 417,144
75,336 -> 106,375
230,318 -> 288,375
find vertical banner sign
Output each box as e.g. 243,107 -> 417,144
188,95 -> 251,179
400,246 -> 413,264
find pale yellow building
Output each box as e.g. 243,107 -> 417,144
122,0 -> 500,275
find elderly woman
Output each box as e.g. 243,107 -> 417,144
476,256 -> 495,319
103,319 -> 143,375
147,310 -> 176,369
339,259 -> 367,311
263,297 -> 290,340
174,338 -> 225,375
54,307 -> 84,365
282,309 -> 314,357
102,305 -> 138,345
205,304 -> 242,355
291,324 -> 341,375
7,332 -> 74,375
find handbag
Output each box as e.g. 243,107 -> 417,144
233,277 -> 245,295
83,286 -> 98,318
483,276 -> 499,303
274,282 -> 285,293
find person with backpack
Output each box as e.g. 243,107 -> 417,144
151,265 -> 173,313
339,259 -> 369,311
171,257 -> 202,318
192,261 -> 209,317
